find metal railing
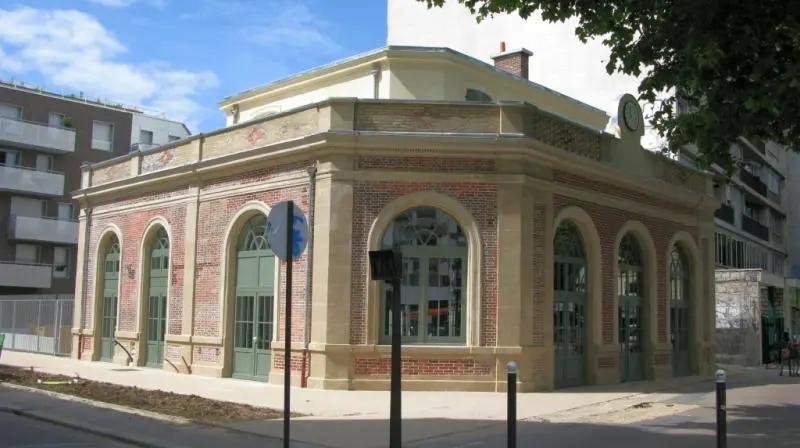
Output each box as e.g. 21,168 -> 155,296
0,297 -> 74,356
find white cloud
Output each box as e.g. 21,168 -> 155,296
0,7 -> 216,131
244,4 -> 342,56
88,0 -> 166,8
89,0 -> 137,7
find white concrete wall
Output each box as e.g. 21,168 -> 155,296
232,68 -> 389,126
387,0 -> 663,148
715,269 -> 763,366
131,114 -> 190,150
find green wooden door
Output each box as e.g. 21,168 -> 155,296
231,215 -> 275,381
146,229 -> 169,368
670,247 -> 691,377
618,234 -> 645,383
100,239 -> 120,362
553,221 -> 588,389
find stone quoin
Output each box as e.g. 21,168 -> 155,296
70,46 -> 719,392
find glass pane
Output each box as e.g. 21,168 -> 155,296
383,257 -> 421,340
426,257 -> 463,339
382,207 -> 467,247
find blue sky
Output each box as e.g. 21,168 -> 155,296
0,0 -> 387,132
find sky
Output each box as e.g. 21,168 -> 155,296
0,0 -> 386,132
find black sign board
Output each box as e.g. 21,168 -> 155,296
368,249 -> 402,282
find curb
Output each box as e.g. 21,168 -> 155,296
0,406 -> 165,448
1,383 -> 192,425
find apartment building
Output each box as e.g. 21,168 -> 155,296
0,80 -> 190,297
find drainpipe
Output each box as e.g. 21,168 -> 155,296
78,206 -> 92,360
301,162 -> 318,388
370,64 -> 381,99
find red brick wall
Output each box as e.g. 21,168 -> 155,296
192,161 -> 313,372
553,195 -> 695,348
84,161 -> 315,373
84,189 -> 189,337
350,181 -> 499,347
354,358 -> 492,376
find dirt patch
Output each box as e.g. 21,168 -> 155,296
0,364 -> 296,423
567,402 -> 699,424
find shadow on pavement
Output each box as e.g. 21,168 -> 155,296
226,412 -> 769,448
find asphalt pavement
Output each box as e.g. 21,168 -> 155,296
0,369 -> 797,448
0,411 -> 132,447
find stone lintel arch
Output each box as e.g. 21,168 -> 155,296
666,231 -> 703,373
613,220 -> 658,357
365,191 -> 483,347
218,200 -> 279,377
553,206 -> 603,356
135,216 -> 174,365
91,224 -> 123,361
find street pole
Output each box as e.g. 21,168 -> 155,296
283,200 -> 294,448
715,369 -> 727,448
389,247 -> 402,448
507,361 -> 517,448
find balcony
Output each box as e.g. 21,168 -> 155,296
714,203 -> 735,225
0,116 -> 76,154
739,169 -> 768,197
8,215 -> 79,245
742,214 -> 769,242
130,142 -> 160,152
0,261 -> 52,289
0,165 -> 64,196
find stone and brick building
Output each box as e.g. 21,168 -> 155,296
70,46 -> 719,391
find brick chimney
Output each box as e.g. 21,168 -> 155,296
491,41 -> 533,80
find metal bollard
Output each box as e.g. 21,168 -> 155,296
716,369 -> 727,448
507,361 -> 517,448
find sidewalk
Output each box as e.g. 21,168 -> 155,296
0,351 -> 729,421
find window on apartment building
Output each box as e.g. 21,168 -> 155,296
92,121 -> 114,151
57,203 -> 74,220
465,88 -> 493,102
53,247 -> 71,278
36,154 -> 53,172
15,244 -> 42,264
744,203 -> 761,221
10,196 -> 47,217
139,130 -> 154,145
771,253 -> 785,276
49,112 -> 65,127
742,162 -> 760,177
769,212 -> 783,236
0,103 -> 22,119
725,184 -> 742,209
168,135 -> 181,142
0,149 -> 21,166
766,170 -> 780,194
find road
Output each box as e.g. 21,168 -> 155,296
1,369 -> 797,448
406,371 -> 800,448
0,411 -> 132,447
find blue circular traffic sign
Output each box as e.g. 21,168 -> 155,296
266,201 -> 309,261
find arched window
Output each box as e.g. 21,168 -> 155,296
554,221 -> 586,293
380,206 -> 468,345
238,215 -> 270,251
618,234 -> 643,297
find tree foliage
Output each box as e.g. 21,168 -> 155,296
419,0 -> 800,172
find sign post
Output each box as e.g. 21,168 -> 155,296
266,200 -> 309,448
368,247 -> 403,448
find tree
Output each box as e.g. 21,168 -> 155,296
419,0 -> 800,173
